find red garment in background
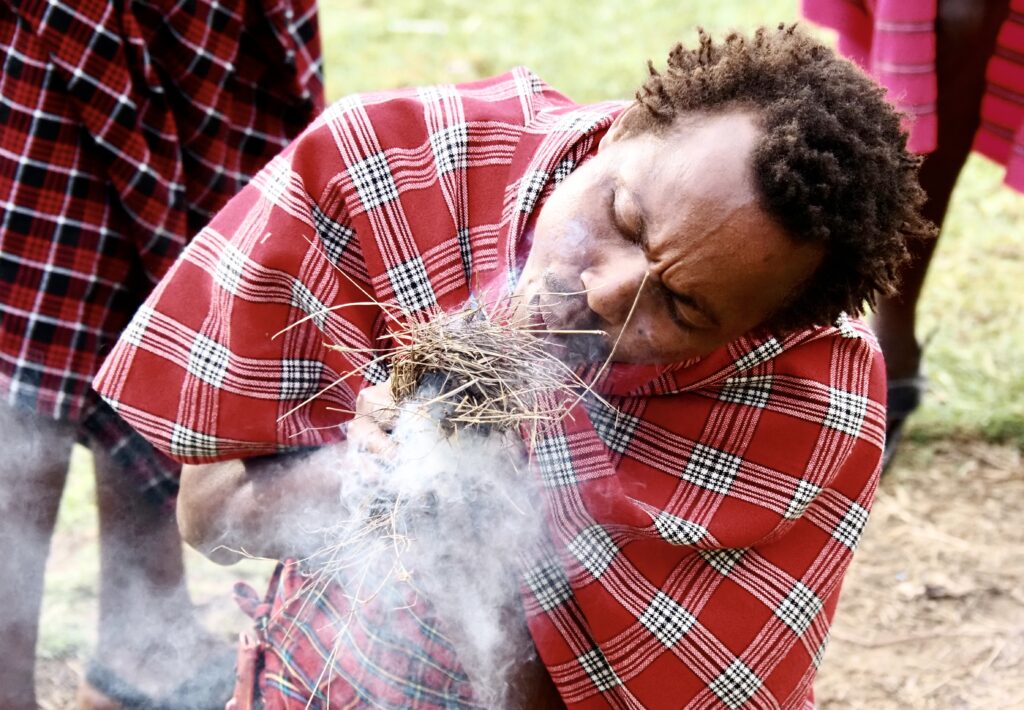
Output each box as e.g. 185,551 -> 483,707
94,70 -> 885,708
803,0 -> 1024,192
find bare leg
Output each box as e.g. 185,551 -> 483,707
0,405 -> 73,709
84,445 -> 230,705
873,0 -> 1011,378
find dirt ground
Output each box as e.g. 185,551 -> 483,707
35,440 -> 1023,709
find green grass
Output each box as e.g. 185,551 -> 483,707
321,0 -> 1023,447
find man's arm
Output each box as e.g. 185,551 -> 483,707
177,448 -> 346,565
177,382 -> 396,564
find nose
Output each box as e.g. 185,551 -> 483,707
580,249 -> 649,325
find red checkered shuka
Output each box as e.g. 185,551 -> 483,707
94,69 -> 886,708
803,0 -> 1024,193
1,0 -> 323,424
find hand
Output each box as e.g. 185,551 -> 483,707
348,379 -> 398,456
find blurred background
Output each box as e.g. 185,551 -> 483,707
37,1 -> 1023,707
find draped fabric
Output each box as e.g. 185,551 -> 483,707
94,70 -> 884,708
804,0 -> 1024,192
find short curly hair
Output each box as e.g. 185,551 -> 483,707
622,24 -> 935,333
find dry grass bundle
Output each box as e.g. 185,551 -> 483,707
383,302 -> 590,433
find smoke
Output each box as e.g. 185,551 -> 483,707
305,390 -> 548,709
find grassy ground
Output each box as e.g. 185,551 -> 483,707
38,0 -> 1023,705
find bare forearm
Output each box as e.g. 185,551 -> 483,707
177,448 -> 346,564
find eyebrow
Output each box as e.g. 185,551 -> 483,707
616,184 -> 721,329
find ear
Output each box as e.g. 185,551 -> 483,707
599,103 -> 641,152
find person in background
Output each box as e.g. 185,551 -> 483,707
803,0 -> 1023,468
0,1 -> 323,707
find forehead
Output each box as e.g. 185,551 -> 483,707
619,110 -> 763,211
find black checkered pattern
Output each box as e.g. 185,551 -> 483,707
568,525 -> 619,578
577,648 -> 622,692
733,338 -> 784,372
784,479 -> 822,520
429,122 -> 469,174
682,444 -> 743,495
552,156 -> 575,184
718,375 -> 774,409
170,423 -> 222,458
832,502 -> 869,549
186,333 -> 230,387
823,386 -> 868,437
774,582 -> 823,637
709,659 -> 763,709
214,243 -> 247,295
699,548 -> 746,576
535,432 -> 577,487
654,511 -> 708,546
291,279 -> 329,329
812,633 -> 831,669
584,398 -> 639,454
280,359 -> 324,400
386,257 -> 437,312
455,227 -> 472,283
312,203 -> 355,265
523,557 -> 573,612
639,592 -> 697,647
349,151 -> 399,209
362,357 -> 390,385
516,170 -> 548,213
121,305 -> 154,347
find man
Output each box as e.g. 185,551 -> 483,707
95,26 -> 931,708
0,1 -> 322,707
803,0 -> 1023,467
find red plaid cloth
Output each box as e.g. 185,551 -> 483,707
803,0 -> 1024,192
0,0 -> 323,422
94,70 -> 885,708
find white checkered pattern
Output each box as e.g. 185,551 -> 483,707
552,156 -> 575,184
291,279 -> 329,330
577,648 -> 622,692
733,338 -> 784,372
349,151 -> 399,209
785,479 -> 822,520
719,375 -> 774,409
186,333 -> 230,387
523,557 -> 573,612
812,633 -> 831,669
832,502 -> 869,550
170,423 -> 222,458
213,243 -> 247,294
774,582 -> 823,637
280,359 -> 324,399
516,170 -> 548,213
312,203 -> 355,265
584,399 -> 639,454
824,387 -> 868,437
121,304 -> 154,347
654,512 -> 708,546
456,227 -> 472,282
568,525 -> 618,578
682,444 -> 743,495
386,257 -> 437,312
535,433 -> 576,487
429,123 -> 469,174
639,592 -> 697,647
709,659 -> 763,709
700,548 -> 746,576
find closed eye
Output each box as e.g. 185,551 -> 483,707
610,186 -> 646,246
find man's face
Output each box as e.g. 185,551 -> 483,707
514,109 -> 824,364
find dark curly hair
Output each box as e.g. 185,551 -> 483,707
622,24 -> 935,333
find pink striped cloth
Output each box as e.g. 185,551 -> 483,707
803,0 -> 1024,192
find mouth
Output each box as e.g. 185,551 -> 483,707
526,294 -> 611,364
